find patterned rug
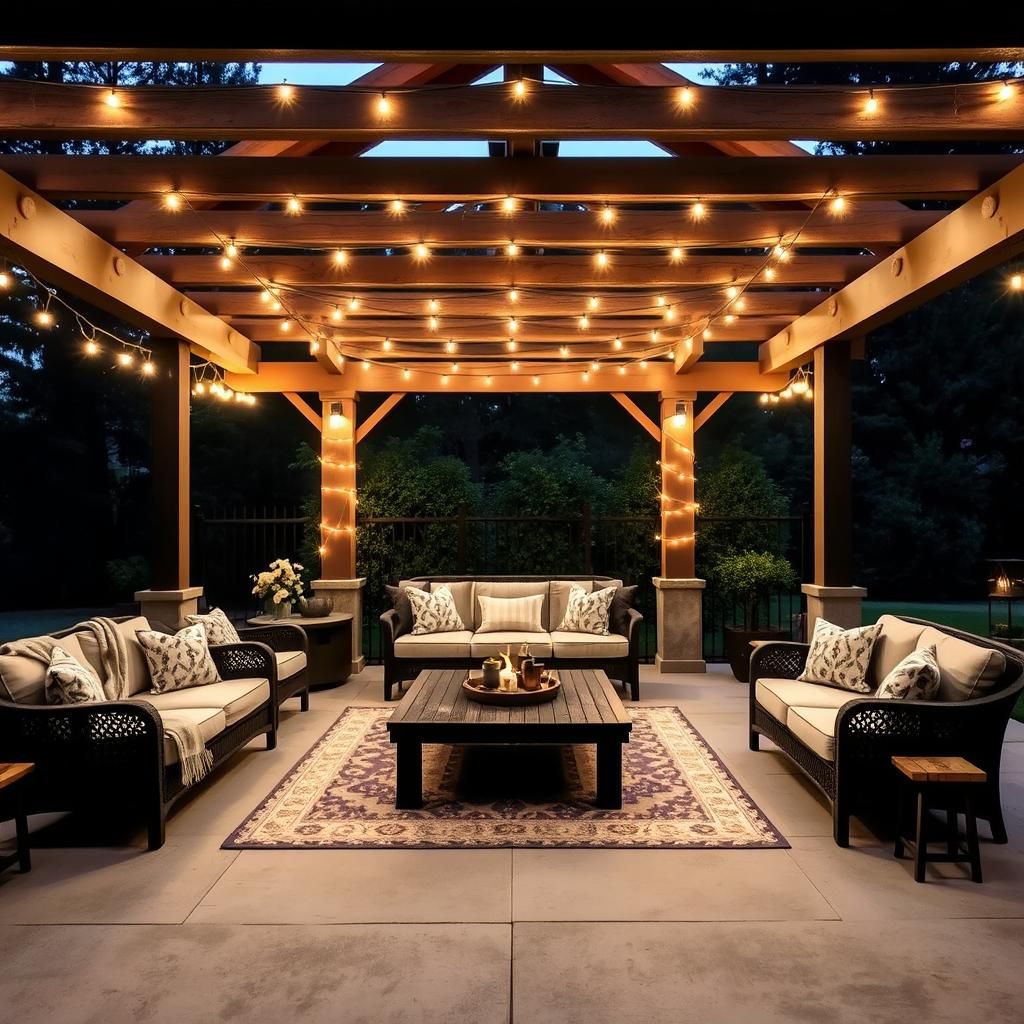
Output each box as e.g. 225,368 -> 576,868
223,706 -> 787,850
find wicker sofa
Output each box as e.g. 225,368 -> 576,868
0,615 -> 293,850
380,575 -> 643,702
749,615 -> 1024,847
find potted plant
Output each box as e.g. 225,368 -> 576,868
251,558 -> 305,619
713,550 -> 797,681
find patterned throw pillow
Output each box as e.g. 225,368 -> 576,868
185,607 -> 240,645
876,644 -> 941,700
477,594 -> 546,633
44,646 -> 106,705
406,584 -> 465,635
797,618 -> 882,693
137,624 -> 221,694
557,585 -> 616,636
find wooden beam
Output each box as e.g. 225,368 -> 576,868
813,341 -> 853,586
693,392 -> 733,432
674,332 -> 704,373
610,393 -> 661,442
227,360 -> 788,395
355,393 -> 405,444
760,160 -> 1024,373
283,392 -> 322,431
7,78 -> 1024,141
141,254 -> 876,289
0,170 -> 258,374
660,396 -> 696,578
3,155 -> 1018,203
73,207 -> 944,249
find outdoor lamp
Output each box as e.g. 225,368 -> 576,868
673,401 -> 688,427
329,402 -> 345,430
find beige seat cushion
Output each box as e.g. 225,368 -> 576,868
550,631 -> 628,659
0,632 -> 94,705
755,677 -> 856,723
79,616 -> 153,696
470,631 -> 553,658
155,706 -> 226,764
275,650 -> 307,680
869,615 -> 927,688
786,706 -> 839,761
474,582 -> 549,630
917,626 -> 1006,702
394,631 -> 473,659
144,678 -> 269,726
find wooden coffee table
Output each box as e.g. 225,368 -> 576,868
0,762 -> 33,874
386,668 -> 632,810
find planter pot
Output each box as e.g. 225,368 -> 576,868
724,624 -> 788,682
264,598 -> 294,620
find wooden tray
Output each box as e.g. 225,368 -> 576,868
462,670 -> 561,706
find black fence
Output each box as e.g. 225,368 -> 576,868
194,505 -> 808,665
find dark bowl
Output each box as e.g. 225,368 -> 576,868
298,597 -> 332,618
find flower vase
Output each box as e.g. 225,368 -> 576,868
265,598 -> 293,620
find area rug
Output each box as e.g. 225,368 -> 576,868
223,706 -> 787,850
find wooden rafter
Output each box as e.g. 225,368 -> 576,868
283,392 -> 322,430
3,155 -> 1018,203
760,161 -> 1024,373
5,78 -> 1024,141
72,207 -> 945,249
693,392 -> 733,432
0,169 -> 258,373
355,394 -> 406,444
610,394 -> 661,442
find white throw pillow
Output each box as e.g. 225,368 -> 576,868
406,584 -> 465,635
556,585 -> 616,636
798,618 -> 881,693
44,646 -> 106,705
477,593 -> 546,634
876,644 -> 941,701
137,624 -> 221,694
186,607 -> 240,645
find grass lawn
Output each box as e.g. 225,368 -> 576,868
862,600 -> 1024,723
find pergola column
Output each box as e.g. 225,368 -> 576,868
802,339 -> 866,631
311,393 -> 365,674
135,338 -> 202,624
653,393 -> 706,674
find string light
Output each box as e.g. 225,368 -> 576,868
670,246 -> 685,263
590,361 -> 600,372
999,81 -> 1014,102
428,316 -> 439,331
286,195 -> 302,215
830,194 -> 847,215
219,255 -> 232,270
513,78 -> 527,100
277,81 -> 295,103
600,205 -> 616,225
0,270 -> 10,289
163,191 -> 182,211
451,362 -> 459,372
639,360 -> 648,369
650,329 -> 661,343
595,250 -> 610,268
582,371 -> 590,382
764,266 -> 777,281
691,200 -> 706,221
348,297 -> 360,311
725,286 -> 739,300
334,249 -> 348,266
382,338 -> 393,351
116,350 -> 134,367
664,306 -> 676,321
508,317 -> 518,333
508,288 -> 519,303
331,305 -> 344,321
617,365 -> 626,375
506,242 -> 520,257
35,308 -> 53,327
441,374 -> 450,384
446,340 -> 458,353
225,241 -> 238,259
560,346 -> 570,358
864,88 -> 879,115
84,339 -> 100,356
389,199 -> 406,215
428,298 -> 440,313
105,88 -> 120,108
280,319 -> 292,332
578,315 -> 589,329
506,339 -> 517,352
510,360 -> 519,371
724,313 -> 736,324
1011,273 -> 1023,291
502,195 -> 517,213
532,375 -> 540,386
362,360 -> 371,370
141,358 -> 156,376
377,93 -> 392,117
677,86 -> 694,108
484,375 -> 493,385
413,242 -> 430,262
655,295 -> 667,307
309,338 -> 321,354
588,296 -> 600,310
402,368 -> 411,380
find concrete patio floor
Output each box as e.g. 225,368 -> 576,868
2,664 -> 1024,1023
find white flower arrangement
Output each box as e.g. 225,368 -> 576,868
250,558 -> 306,604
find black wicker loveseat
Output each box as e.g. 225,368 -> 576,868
749,615 -> 1024,847
381,575 -> 643,702
0,615 -> 282,850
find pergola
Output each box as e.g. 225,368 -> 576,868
2,46 -> 1023,672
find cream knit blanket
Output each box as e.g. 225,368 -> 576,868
2,617 -> 213,785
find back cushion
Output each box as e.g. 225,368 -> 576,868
0,632 -> 93,705
398,579 -> 429,593
870,615 -> 927,689
474,581 -> 549,630
442,581 -> 475,631
549,580 -> 592,631
78,616 -> 153,696
917,626 -> 1006,702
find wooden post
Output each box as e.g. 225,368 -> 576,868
150,339 -> 190,590
660,394 -> 696,578
813,340 -> 852,586
319,395 -> 357,579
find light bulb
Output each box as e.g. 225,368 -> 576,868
613,337 -> 623,350
484,375 -> 493,385
331,306 -> 343,321
703,327 -> 712,340
670,246 -> 684,263
764,266 -> 777,281
105,88 -> 120,108
792,377 -> 808,395
382,338 -> 393,351
725,285 -> 739,300
865,89 -> 878,114
164,192 -> 182,211
259,289 -> 272,304
595,250 -> 609,268
349,297 -> 360,311
830,194 -> 846,215
502,195 -> 517,213
691,200 -> 706,221
1011,273 -> 1023,291
334,249 -> 348,265
725,314 -> 736,324
510,360 -> 519,371
35,310 -> 53,327
656,294 -> 667,306
220,255 -> 232,270
506,339 -> 517,352
578,315 -> 589,329
451,361 -> 459,371
664,306 -> 676,321
402,368 -> 411,380
428,298 -> 440,313
513,79 -> 526,99
582,371 -> 590,382
735,297 -> 747,311
194,381 -> 206,396
84,339 -> 100,356
446,340 -> 458,353
677,86 -> 694,108
141,359 -> 155,376
532,375 -> 540,386
508,288 -> 518,303
508,317 -> 518,333
590,361 -> 600,372
770,393 -> 780,404
377,93 -> 392,117
362,360 -> 370,370
804,387 -> 814,400
506,242 -> 520,257
116,350 -> 133,367
588,296 -> 599,309
428,316 -> 439,331
600,206 -> 616,225
617,365 -> 626,375
0,271 -> 9,289
389,199 -> 405,215
441,375 -> 450,385
280,319 -> 291,332
226,241 -> 238,258
639,360 -> 648,369
650,329 -> 660,342
759,393 -> 770,405
277,82 -> 295,103
246,394 -> 256,406
560,346 -> 570,358
413,242 -> 430,262
999,81 -> 1014,102
286,196 -> 302,215
310,339 -> 321,354
329,411 -> 343,429
271,300 -> 282,312
781,386 -> 793,400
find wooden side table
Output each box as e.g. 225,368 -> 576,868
0,762 -> 33,874
892,756 -> 986,883
247,613 -> 353,690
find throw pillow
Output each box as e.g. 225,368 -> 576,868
798,618 -> 882,693
557,585 -> 616,636
44,646 -> 106,705
185,607 -> 240,645
137,624 -> 221,694
406,584 -> 465,635
385,585 -> 416,636
477,593 -> 546,634
609,585 -> 638,638
876,644 -> 941,700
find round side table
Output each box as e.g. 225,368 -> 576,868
247,612 -> 354,690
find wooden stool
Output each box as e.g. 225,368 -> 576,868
892,756 -> 985,883
0,763 -> 33,875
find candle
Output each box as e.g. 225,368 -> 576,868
500,668 -> 517,692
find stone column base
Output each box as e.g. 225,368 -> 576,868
312,578 -> 366,675
802,584 -> 867,633
652,577 -> 706,673
134,586 -> 204,627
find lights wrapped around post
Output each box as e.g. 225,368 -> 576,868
320,396 -> 357,576
659,396 -> 696,577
